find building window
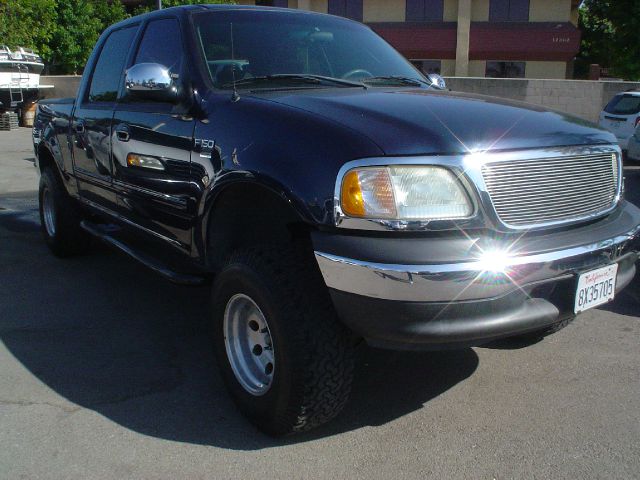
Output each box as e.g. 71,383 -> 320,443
485,61 -> 526,78
256,0 -> 288,6
328,0 -> 363,21
406,0 -> 444,22
489,0 -> 530,22
411,60 -> 441,75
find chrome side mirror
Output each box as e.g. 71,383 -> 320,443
125,63 -> 179,102
427,73 -> 447,90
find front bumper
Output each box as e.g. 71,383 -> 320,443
313,202 -> 640,350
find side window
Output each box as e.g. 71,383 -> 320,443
88,26 -> 138,103
134,18 -> 185,76
328,0 -> 363,22
406,0 -> 444,22
489,0 -> 530,22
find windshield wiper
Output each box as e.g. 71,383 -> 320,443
363,76 -> 429,87
222,74 -> 366,89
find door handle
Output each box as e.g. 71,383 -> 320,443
116,130 -> 130,142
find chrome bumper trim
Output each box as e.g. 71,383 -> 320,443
314,226 -> 640,302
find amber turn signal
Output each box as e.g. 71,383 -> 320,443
341,170 -> 365,216
126,153 -> 165,171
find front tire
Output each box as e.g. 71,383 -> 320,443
39,168 -> 89,257
212,247 -> 354,436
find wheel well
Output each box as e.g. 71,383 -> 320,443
37,143 -> 56,174
206,183 -> 312,271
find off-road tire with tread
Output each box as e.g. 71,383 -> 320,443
38,167 -> 89,257
211,247 -> 354,436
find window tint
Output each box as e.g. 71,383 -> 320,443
486,61 -> 525,78
88,26 -> 137,103
134,18 -> 185,74
604,95 -> 640,115
406,0 -> 444,22
489,0 -> 529,22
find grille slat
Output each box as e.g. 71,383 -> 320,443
487,180 -> 614,196
489,184 -> 615,201
484,168 -> 613,182
481,153 -> 619,228
494,193 -> 616,211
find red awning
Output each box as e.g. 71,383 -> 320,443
370,21 -> 581,62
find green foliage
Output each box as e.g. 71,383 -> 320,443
576,0 -> 640,81
133,0 -> 234,15
0,0 -> 57,59
49,0 -> 102,74
0,0 -> 235,74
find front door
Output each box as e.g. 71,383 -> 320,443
111,17 -> 195,251
72,25 -> 139,211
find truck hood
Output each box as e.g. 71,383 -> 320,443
260,88 -> 616,155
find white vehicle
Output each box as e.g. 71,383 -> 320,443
599,90 -> 640,152
627,123 -> 640,161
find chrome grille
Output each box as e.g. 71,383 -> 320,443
481,153 -> 619,228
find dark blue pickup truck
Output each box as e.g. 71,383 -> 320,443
33,5 -> 640,435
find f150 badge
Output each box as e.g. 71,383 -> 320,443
194,138 -> 215,158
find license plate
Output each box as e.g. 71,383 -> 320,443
574,264 -> 618,313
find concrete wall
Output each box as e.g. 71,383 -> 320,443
291,0 -> 328,13
38,75 -> 640,124
443,0 -> 458,21
39,76 -> 82,99
471,0 -> 490,21
529,0 -> 571,22
364,0 -> 404,22
444,77 -> 640,122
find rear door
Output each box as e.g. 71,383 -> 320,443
111,17 -> 195,251
71,25 -> 138,211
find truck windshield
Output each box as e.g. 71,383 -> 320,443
193,10 -> 425,90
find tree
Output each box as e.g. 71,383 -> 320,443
0,0 -> 56,59
48,0 -> 102,74
92,0 -> 128,32
0,0 -> 235,74
133,0 -> 235,15
576,0 -> 640,80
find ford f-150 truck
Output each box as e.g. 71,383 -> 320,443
33,5 -> 640,436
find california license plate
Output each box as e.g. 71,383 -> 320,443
574,264 -> 618,313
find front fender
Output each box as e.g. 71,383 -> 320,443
191,92 -> 383,225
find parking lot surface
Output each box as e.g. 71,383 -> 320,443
1,128 -> 639,479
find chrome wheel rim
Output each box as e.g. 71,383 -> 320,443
42,186 -> 56,237
223,294 -> 275,396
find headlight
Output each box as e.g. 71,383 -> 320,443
340,166 -> 473,220
0,54 -> 8,61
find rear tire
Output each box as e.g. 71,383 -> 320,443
39,168 -> 89,257
212,247 -> 354,436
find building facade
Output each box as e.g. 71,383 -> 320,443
237,0 -> 581,79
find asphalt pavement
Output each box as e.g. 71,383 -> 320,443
1,128 -> 639,479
